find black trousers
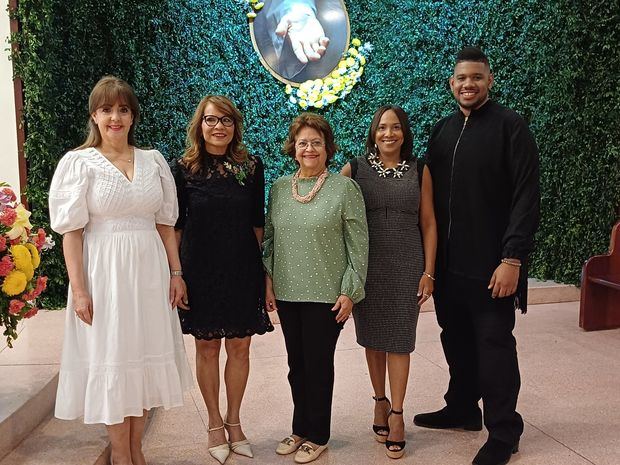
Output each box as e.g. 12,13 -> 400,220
277,300 -> 343,446
433,271 -> 524,446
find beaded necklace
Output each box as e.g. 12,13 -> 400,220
291,169 -> 329,203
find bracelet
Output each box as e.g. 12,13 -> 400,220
500,259 -> 521,267
422,272 -> 435,281
170,270 -> 183,276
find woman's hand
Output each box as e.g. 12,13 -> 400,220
170,276 -> 190,310
331,295 -> 354,323
73,290 -> 94,325
265,276 -> 278,312
417,274 -> 434,306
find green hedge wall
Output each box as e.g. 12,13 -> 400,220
10,0 -> 619,307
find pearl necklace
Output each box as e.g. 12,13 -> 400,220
367,151 -> 410,178
291,169 -> 329,203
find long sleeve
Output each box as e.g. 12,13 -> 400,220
172,160 -> 188,230
262,187 -> 275,278
153,150 -> 179,226
253,157 -> 266,228
339,179 -> 369,303
501,117 -> 541,261
48,151 -> 89,234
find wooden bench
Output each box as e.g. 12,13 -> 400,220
579,221 -> 620,330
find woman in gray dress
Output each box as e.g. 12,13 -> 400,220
341,105 -> 437,459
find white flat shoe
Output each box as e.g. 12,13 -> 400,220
225,421 -> 253,458
276,435 -> 306,455
208,424 -> 230,464
294,442 -> 328,464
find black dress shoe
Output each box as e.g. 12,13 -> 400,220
413,407 -> 482,431
472,438 -> 519,465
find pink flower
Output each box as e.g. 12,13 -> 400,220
34,228 -> 47,251
22,276 -> 48,300
23,307 -> 38,319
0,235 -> 6,252
0,208 -> 17,227
8,299 -> 25,315
0,187 -> 16,205
0,255 -> 14,277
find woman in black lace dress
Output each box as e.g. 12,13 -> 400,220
173,95 -> 274,464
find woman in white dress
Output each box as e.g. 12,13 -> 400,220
49,76 -> 192,465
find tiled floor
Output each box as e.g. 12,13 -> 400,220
2,301 -> 619,465
141,302 -> 620,465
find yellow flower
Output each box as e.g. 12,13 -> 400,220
314,101 -> 324,109
351,38 -> 361,47
2,270 -> 28,296
246,11 -> 257,19
250,0 -> 258,3
285,84 -> 292,94
346,57 -> 355,67
25,243 -> 41,269
331,70 -> 340,79
338,60 -> 347,70
324,94 -> 338,103
6,204 -> 33,240
299,101 -> 308,109
11,245 -> 31,270
254,2 -> 264,10
348,48 -> 358,56
299,81 -> 312,93
359,55 -> 367,66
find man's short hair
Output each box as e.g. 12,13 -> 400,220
456,47 -> 490,67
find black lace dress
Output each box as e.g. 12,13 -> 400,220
172,154 -> 274,339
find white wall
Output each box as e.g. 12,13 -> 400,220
0,1 -> 21,196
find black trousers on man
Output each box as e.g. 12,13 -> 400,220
276,300 -> 343,446
433,271 -> 524,446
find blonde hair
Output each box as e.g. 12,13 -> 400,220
182,95 -> 247,175
76,76 -> 140,150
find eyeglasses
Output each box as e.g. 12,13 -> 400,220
295,140 -> 325,150
202,115 -> 235,127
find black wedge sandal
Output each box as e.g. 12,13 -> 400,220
385,409 -> 405,459
372,396 -> 391,443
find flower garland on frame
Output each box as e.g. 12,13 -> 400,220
242,0 -> 265,19
286,38 -> 372,109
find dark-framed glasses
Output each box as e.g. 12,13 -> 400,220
296,140 -> 325,150
202,115 -> 235,127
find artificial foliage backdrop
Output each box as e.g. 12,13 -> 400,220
10,0 -> 620,306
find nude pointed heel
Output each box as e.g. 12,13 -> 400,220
208,424 -> 230,464
224,421 -> 253,458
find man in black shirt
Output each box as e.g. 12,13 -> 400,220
413,47 -> 540,465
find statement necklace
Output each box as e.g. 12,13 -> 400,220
291,169 -> 329,203
367,151 -> 410,178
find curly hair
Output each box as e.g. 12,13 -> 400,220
283,112 -> 338,166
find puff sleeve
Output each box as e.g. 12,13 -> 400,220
339,179 -> 369,303
48,151 -> 90,234
153,150 -> 179,226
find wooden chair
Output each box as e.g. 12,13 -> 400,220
579,221 -> 620,330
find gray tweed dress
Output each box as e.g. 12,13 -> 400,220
352,156 -> 425,353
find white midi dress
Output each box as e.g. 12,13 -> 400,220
49,147 -> 193,425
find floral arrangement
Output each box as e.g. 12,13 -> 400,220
286,38 -> 372,109
242,0 -> 265,19
223,159 -> 252,185
0,182 -> 54,347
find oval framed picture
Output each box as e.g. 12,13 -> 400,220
250,0 -> 351,86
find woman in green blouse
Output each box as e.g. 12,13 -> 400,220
263,113 -> 369,464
